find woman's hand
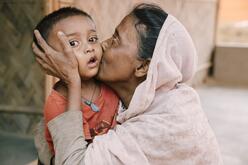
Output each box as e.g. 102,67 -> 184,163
32,30 -> 79,84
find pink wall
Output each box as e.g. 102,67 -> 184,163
74,0 -> 218,85
219,0 -> 248,23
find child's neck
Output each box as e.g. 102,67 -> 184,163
80,78 -> 100,102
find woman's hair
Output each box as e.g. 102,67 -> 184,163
131,4 -> 168,60
33,7 -> 92,50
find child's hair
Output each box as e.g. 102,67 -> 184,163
33,7 -> 92,51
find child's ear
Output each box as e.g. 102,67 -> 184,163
135,59 -> 150,78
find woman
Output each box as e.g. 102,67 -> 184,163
33,4 -> 223,165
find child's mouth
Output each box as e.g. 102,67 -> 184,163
87,56 -> 98,68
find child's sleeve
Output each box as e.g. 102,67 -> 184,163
43,92 -> 67,154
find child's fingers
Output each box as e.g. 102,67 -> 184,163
57,31 -> 73,56
34,30 -> 53,54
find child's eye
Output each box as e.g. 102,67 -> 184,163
89,36 -> 98,43
69,40 -> 80,47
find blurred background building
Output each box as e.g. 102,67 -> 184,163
0,0 -> 247,164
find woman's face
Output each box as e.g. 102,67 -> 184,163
97,15 -> 140,82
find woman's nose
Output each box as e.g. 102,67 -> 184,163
101,39 -> 110,52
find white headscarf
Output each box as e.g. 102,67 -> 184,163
117,14 -> 198,123
84,15 -> 222,165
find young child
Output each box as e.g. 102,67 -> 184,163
33,7 -> 119,155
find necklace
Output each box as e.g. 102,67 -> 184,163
81,84 -> 100,112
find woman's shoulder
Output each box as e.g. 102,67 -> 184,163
160,84 -> 198,100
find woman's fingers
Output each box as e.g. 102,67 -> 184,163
36,57 -> 58,77
33,30 -> 79,83
57,31 -> 73,56
32,42 -> 52,65
32,43 -> 45,59
33,42 -> 61,78
36,57 -> 49,71
34,30 -> 53,54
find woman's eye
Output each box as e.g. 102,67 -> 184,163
69,40 -> 80,47
89,36 -> 98,43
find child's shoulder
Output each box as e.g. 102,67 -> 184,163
53,80 -> 68,98
44,80 -> 68,122
101,84 -> 119,103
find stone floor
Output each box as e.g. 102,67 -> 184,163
196,85 -> 248,165
0,132 -> 37,165
0,84 -> 247,165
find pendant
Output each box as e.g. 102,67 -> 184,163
84,100 -> 100,112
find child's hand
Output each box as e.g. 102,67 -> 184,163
32,30 -> 80,84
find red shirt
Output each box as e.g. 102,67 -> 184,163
44,84 -> 119,154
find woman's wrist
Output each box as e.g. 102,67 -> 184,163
67,72 -> 81,85
67,73 -> 81,111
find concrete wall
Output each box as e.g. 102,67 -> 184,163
219,0 -> 248,23
214,44 -> 248,86
74,0 -> 219,85
217,0 -> 248,44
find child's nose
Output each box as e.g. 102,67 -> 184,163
84,44 -> 94,54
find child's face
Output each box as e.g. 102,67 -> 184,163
47,15 -> 102,80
